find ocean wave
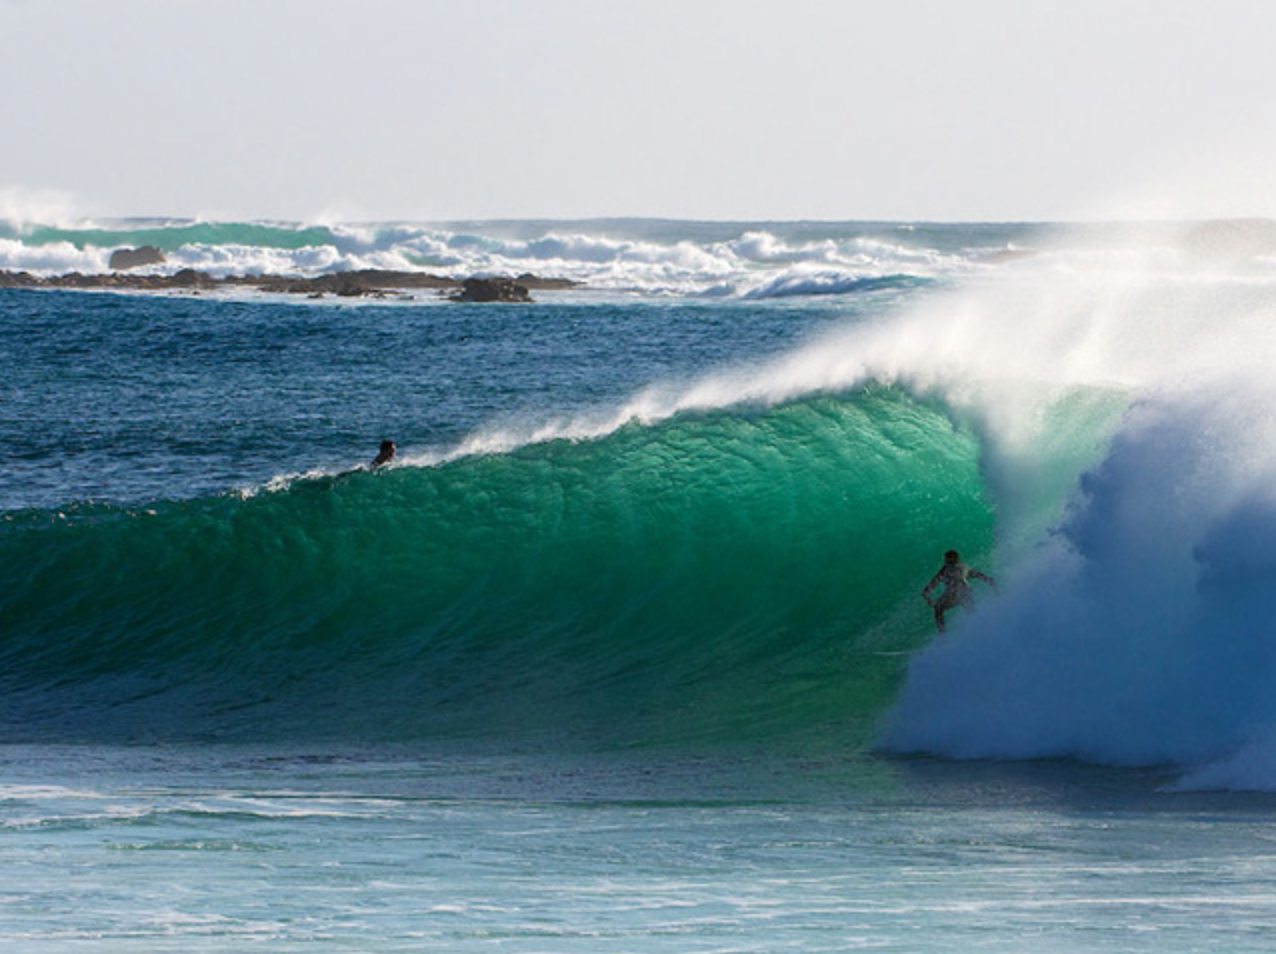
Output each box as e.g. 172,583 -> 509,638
0,218 -> 986,297
884,387 -> 1276,776
0,392 -> 987,748
0,237 -> 110,274
870,227 -> 1276,791
739,271 -> 928,299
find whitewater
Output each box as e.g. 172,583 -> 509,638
4,216 -> 1276,952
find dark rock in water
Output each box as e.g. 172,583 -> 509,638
514,272 -> 580,290
254,269 -> 455,297
169,268 -> 216,288
333,276 -> 384,298
0,270 -> 42,288
109,246 -> 166,270
450,277 -> 532,303
0,266 -> 578,298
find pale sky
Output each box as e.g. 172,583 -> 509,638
3,0 -> 1275,222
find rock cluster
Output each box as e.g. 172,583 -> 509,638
0,267 -> 217,291
450,277 -> 532,303
0,266 -> 580,301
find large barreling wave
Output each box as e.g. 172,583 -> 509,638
6,215 -> 1276,790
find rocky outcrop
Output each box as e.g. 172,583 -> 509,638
169,268 -> 217,288
514,272 -> 579,291
0,270 -> 41,287
254,269 -> 458,297
0,268 -> 579,299
450,277 -> 532,303
108,246 -> 166,270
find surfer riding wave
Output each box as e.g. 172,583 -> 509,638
922,549 -> 996,633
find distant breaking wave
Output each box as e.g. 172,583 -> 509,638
0,217 -> 1006,298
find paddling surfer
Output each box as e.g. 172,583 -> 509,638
370,440 -> 396,469
922,549 -> 996,632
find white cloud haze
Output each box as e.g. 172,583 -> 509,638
3,0 -> 1275,221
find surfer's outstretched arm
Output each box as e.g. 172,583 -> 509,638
969,568 -> 997,589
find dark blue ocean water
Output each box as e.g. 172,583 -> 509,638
1,289 -> 877,511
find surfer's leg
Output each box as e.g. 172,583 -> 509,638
934,591 -> 960,632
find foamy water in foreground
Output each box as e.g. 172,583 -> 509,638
7,747 -> 1276,953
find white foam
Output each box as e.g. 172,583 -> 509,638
864,229 -> 1276,788
739,269 -> 917,299
0,219 -> 980,295
0,237 -> 108,274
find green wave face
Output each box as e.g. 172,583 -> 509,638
0,391 -> 993,749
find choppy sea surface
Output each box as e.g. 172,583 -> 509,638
4,217 -> 1276,950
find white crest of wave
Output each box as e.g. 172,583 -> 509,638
423,229 -> 1227,458
171,243 -> 347,276
318,224 -> 976,296
885,385 -> 1276,768
739,270 -> 909,299
864,225 -> 1276,789
0,217 -> 988,299
728,230 -> 841,264
0,237 -> 108,273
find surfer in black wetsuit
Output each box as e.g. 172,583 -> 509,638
922,549 -> 996,632
370,440 -> 396,469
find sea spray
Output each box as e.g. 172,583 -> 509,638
879,225 -> 1276,787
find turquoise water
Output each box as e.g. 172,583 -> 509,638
5,218 -> 1276,950
0,390 -> 988,748
7,748 -> 1276,952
